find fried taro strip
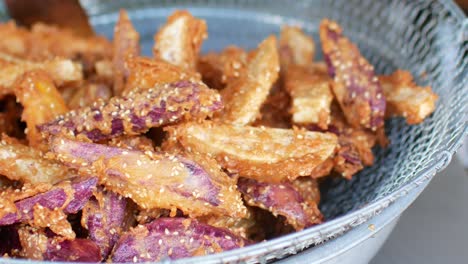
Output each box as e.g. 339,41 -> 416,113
0,56 -> 83,99
197,46 -> 248,89
39,80 -> 222,142
123,57 -> 201,94
0,135 -> 69,184
15,70 -> 68,148
81,189 -> 127,259
111,217 -> 248,262
168,121 -> 338,182
153,10 -> 207,71
0,21 -> 111,63
0,177 -> 97,226
18,226 -> 101,262
279,26 -> 315,70
67,81 -> 113,110
285,64 -> 333,129
113,10 -> 140,96
218,36 -> 280,125
320,19 -> 386,131
49,137 -> 246,218
238,178 -> 323,230
379,70 -> 437,124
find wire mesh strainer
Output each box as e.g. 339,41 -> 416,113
0,0 -> 466,263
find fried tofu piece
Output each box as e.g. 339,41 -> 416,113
153,10 -> 207,71
14,70 -> 68,148
112,10 -> 140,96
279,26 -> 315,70
320,19 -> 386,131
0,135 -> 69,184
219,36 -> 280,125
285,63 -> 333,129
197,46 -> 248,89
379,70 -> 437,124
49,136 -> 247,218
168,121 -> 338,182
0,55 -> 83,99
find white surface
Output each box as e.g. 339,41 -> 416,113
371,158 -> 468,264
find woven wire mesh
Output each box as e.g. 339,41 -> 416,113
1,0 -> 466,263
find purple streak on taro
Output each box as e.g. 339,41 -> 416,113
320,19 -> 385,131
44,239 -> 101,262
82,189 -> 127,259
38,81 -> 222,142
237,178 -> 322,230
111,218 -> 248,262
0,177 -> 97,225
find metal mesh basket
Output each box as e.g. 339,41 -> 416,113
1,0 -> 466,263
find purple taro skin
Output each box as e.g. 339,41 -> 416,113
49,136 -> 245,218
237,178 -> 323,230
82,189 -> 127,259
111,217 -> 248,262
38,81 -> 222,142
319,19 -> 386,131
0,177 -> 97,226
44,238 -> 102,262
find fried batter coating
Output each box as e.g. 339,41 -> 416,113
108,135 -> 155,152
153,10 -> 207,71
67,81 -> 113,110
379,70 -> 437,124
219,36 -> 280,125
111,218 -> 248,262
0,135 -> 69,184
320,19 -> 386,131
0,21 -> 111,63
279,26 -> 315,70
197,46 -> 248,89
168,121 -> 338,182
39,81 -> 222,142
238,178 -> 323,230
81,189 -> 127,259
14,70 -> 68,148
49,137 -> 246,218
253,88 -> 292,129
123,57 -> 201,94
113,10 -> 140,96
0,55 -> 83,99
285,64 -> 333,129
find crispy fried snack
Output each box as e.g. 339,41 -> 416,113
0,177 -> 97,226
0,21 -> 111,63
111,218 -> 248,262
279,26 -> 315,70
197,46 -> 248,89
153,10 -> 207,71
238,178 -> 323,230
253,88 -> 292,129
379,70 -> 437,124
0,135 -> 69,184
81,189 -> 127,259
0,55 -> 83,99
123,57 -> 201,94
168,121 -> 338,182
112,10 -> 140,96
14,70 -> 68,148
67,81 -> 113,110
218,36 -> 280,125
48,137 -> 246,218
320,19 -> 386,131
18,226 -> 101,261
285,64 -> 333,129
108,135 -> 155,152
39,81 -> 222,142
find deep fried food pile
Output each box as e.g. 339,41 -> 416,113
0,9 -> 437,262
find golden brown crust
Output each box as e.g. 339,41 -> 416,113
153,10 -> 207,71
279,26 -> 315,70
379,70 -> 437,124
168,121 -> 338,182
